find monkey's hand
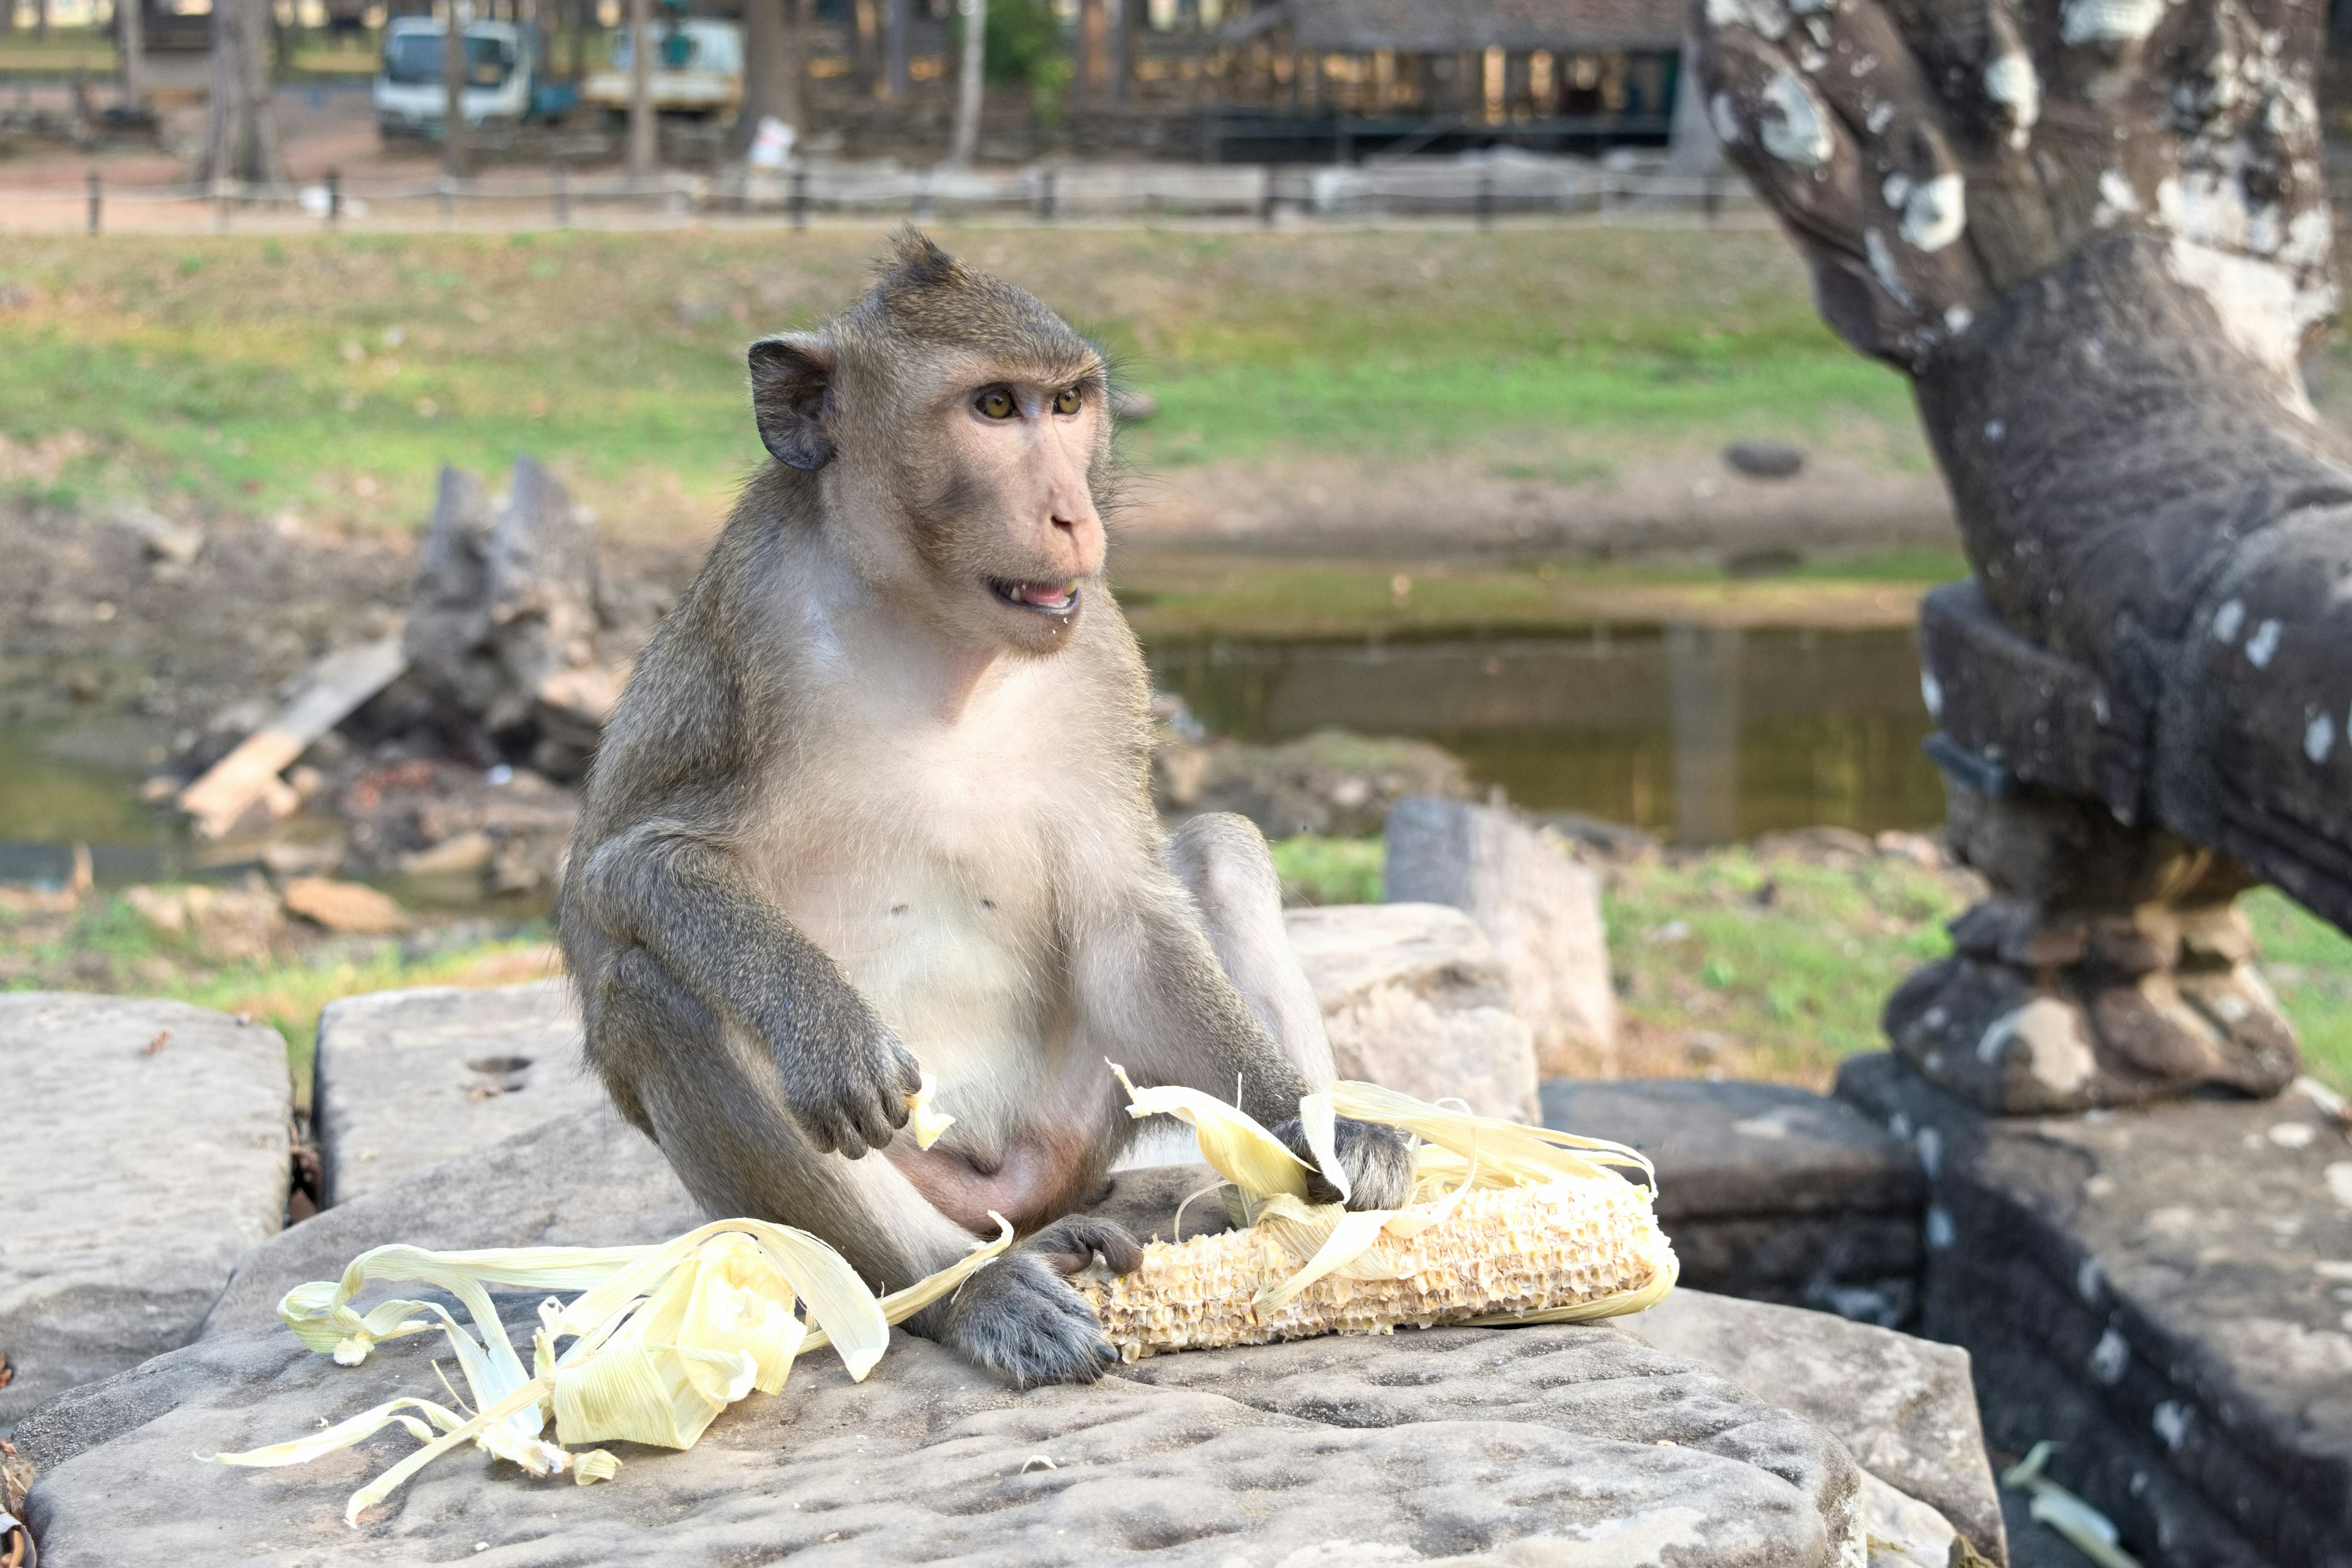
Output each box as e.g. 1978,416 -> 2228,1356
773,1007 -> 925,1160
1273,1117 -> 1415,1212
928,1215 -> 1142,1389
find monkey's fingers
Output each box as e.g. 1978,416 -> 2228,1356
1028,1215 -> 1144,1277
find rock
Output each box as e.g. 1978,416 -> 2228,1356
1111,386 -> 1159,422
1285,903 -> 1540,1121
203,1102 -> 700,1339
0,996 -> 290,1430
312,981 -> 606,1207
1540,1079 -> 1924,1325
1840,1052 -> 2352,1568
1724,440 -> 1806,479
277,878 -> 407,937
1156,729 -> 1472,839
1385,796 -> 1619,1077
1623,1289 -> 2004,1561
108,503 -> 203,566
21,1319 -> 1869,1567
180,884 -> 288,962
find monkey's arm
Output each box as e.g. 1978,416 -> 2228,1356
570,821 -> 922,1158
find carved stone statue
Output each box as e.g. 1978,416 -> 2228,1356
1691,0 -> 2344,1110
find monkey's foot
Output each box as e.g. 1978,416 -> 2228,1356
1883,897 -> 2301,1115
928,1216 -> 1142,1389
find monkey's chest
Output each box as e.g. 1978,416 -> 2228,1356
790,857 -> 1061,1074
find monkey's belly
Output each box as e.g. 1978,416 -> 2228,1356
884,1136 -> 1090,1238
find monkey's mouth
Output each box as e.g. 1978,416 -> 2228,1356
990,579 -> 1081,617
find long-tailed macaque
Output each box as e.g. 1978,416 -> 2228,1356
557,233 -> 1412,1387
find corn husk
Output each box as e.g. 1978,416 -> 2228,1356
209,1214 -> 1012,1526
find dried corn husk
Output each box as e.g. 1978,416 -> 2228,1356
210,1213 -> 1012,1526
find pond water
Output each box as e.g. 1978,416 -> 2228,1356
0,624 -> 1945,890
1146,625 -> 1944,843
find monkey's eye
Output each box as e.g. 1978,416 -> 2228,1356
1052,386 -> 1082,417
976,388 -> 1017,420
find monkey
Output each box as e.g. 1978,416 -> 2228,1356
556,232 -> 1414,1389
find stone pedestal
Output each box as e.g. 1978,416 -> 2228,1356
1540,1079 -> 1925,1327
1884,782 -> 2299,1114
1839,1052 -> 2352,1568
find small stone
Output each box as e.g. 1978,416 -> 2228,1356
1723,440 -> 1806,478
399,829 -> 498,878
278,876 -> 408,936
109,503 -> 204,566
1110,387 -> 1159,422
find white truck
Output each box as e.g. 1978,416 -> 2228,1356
374,17 -> 538,139
584,18 -> 743,119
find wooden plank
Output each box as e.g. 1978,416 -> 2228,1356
176,635 -> 410,840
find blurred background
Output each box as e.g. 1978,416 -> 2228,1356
1,0 -> 2348,1107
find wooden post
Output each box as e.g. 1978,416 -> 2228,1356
1078,0 -> 1105,103
85,168 -> 100,234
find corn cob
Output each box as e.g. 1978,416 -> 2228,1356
1081,1174 -> 1676,1359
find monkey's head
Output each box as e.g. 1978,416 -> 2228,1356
748,231 -> 1113,658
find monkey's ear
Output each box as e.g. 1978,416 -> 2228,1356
748,335 -> 837,471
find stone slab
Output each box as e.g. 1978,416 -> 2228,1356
1386,796 -> 1619,1077
203,1103 -> 703,1340
313,979 -> 603,1207
1542,1079 -> 1924,1322
0,995 -> 290,1430
1622,1288 -> 2004,1562
1286,902 -> 1540,1122
1839,1052 -> 2352,1568
20,1317 -> 1866,1567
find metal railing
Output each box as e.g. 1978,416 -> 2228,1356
0,159 -> 1769,234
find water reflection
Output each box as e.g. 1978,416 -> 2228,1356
1145,624 -> 1944,843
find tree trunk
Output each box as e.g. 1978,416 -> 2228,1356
118,0 -> 145,110
197,0 -> 284,187
1694,0 -> 2343,1111
737,0 -> 804,152
442,3 -> 471,179
946,0 -> 982,165
851,0 -> 878,97
882,0 -> 907,100
625,0 -> 654,179
1077,0 -> 1104,103
566,0 -> 587,82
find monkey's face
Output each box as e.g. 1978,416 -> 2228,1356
923,366 -> 1109,657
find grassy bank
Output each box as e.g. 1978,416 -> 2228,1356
0,227 -> 1917,535
1276,837 -> 2352,1094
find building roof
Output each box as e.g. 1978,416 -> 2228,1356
1242,0 -> 1685,53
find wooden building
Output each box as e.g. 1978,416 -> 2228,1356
1191,0 -> 1683,156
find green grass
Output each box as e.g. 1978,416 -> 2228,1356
0,228 -> 1917,533
1269,838 -> 2352,1093
1271,834 -> 1385,906
2245,886 -> 2352,1093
